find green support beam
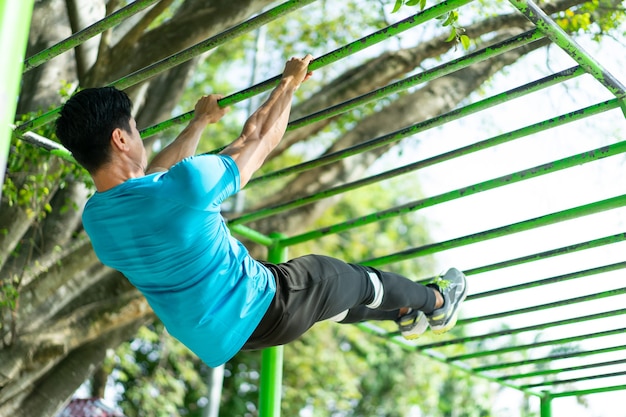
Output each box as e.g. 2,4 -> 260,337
259,234 -> 288,417
13,0 -> 319,136
551,384 -> 626,398
419,307 -> 626,353
138,0 -> 476,139
362,192 -> 626,268
239,114 -> 623,238
13,0 -> 475,139
356,321 -> 543,398
286,29 -> 545,132
242,66 -> 589,190
449,325 -> 626,361
462,232 -> 626,277
509,0 -> 626,116
475,345 -> 626,372
540,394 -> 552,417
0,0 -> 34,201
468,263 -> 626,301
501,358 -> 626,381
522,370 -> 626,389
459,287 -> 626,325
23,0 -> 160,72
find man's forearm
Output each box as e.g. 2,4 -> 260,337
145,94 -> 229,174
242,78 -> 296,149
219,55 -> 312,187
219,79 -> 297,186
145,118 -> 208,173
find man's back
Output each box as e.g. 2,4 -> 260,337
82,154 -> 275,366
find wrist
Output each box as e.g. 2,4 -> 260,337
191,113 -> 213,125
279,77 -> 299,92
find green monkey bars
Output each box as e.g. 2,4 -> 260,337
0,0 -> 34,201
6,1 -> 626,416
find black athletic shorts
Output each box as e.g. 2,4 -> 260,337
242,254 -> 375,350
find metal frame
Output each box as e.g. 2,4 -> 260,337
6,1 -> 626,416
0,0 -> 35,200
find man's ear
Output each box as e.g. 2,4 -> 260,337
110,127 -> 129,152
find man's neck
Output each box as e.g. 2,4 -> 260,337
92,163 -> 145,192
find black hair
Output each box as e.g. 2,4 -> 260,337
55,87 -> 132,173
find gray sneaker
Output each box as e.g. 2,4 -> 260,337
426,268 -> 467,334
396,309 -> 429,340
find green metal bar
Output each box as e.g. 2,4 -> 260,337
550,384 -> 626,398
13,0 -> 318,136
355,322 -> 543,398
247,66 -> 587,188
271,114 -> 623,244
258,234 -> 287,417
468,262 -> 626,301
458,287 -> 626,325
15,64 -> 591,185
508,0 -> 626,100
115,0 -> 318,94
233,84 -> 610,228
418,307 -> 626,351
23,0 -> 160,72
449,325 -> 626,362
362,192 -> 626,268
475,345 -> 626,372
229,224 -> 274,247
0,0 -> 35,202
540,394 -> 551,417
286,29 -> 545,131
138,0 -> 475,139
462,233 -> 626,278
502,358 -> 626,381
522,371 -> 626,389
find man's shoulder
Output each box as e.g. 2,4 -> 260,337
170,154 -> 238,183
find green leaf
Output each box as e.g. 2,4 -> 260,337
392,0 -> 403,13
406,0 -> 421,6
460,34 -> 470,49
442,11 -> 454,26
446,27 -> 457,42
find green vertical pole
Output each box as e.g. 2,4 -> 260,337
258,233 -> 287,417
0,0 -> 34,201
540,392 -> 552,417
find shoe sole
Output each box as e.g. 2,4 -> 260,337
401,312 -> 429,340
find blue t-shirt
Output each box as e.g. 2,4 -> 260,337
82,154 -> 276,366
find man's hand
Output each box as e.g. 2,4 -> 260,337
193,94 -> 230,124
219,54 -> 314,187
146,94 -> 229,173
281,55 -> 314,90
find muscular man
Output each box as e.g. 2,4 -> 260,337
56,55 -> 467,367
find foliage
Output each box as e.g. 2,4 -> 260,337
107,323 -> 212,417
1,87 -> 92,342
556,0 -> 626,39
393,0 -> 471,49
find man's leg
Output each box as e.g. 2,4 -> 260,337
244,254 -> 447,349
322,262 -> 468,339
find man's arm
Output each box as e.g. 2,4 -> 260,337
146,94 -> 229,174
220,55 -> 313,188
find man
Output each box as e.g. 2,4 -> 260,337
56,55 -> 467,367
